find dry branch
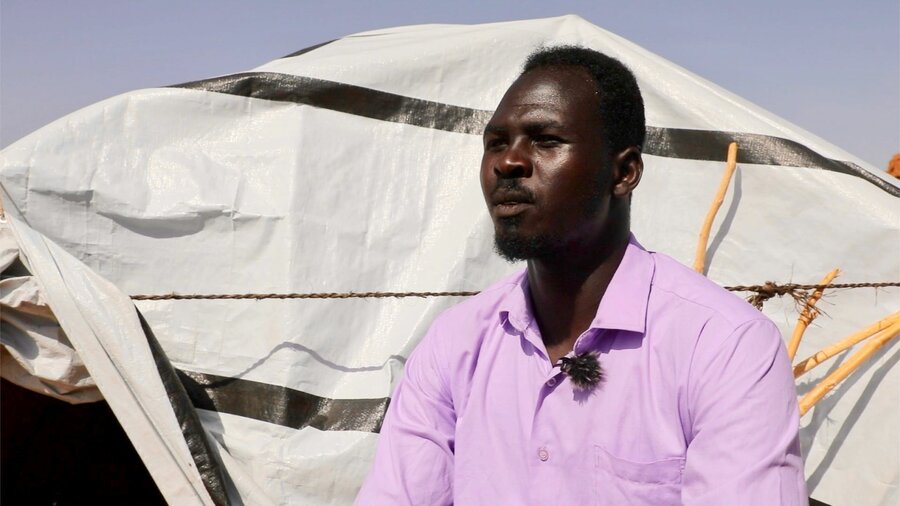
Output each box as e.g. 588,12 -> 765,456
787,268 -> 840,360
798,321 -> 900,416
693,142 -> 738,274
793,312 -> 900,378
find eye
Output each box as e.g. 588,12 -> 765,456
484,137 -> 507,151
534,135 -> 563,148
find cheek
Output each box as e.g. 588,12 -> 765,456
479,156 -> 493,195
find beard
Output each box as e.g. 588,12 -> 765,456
490,172 -> 610,263
493,215 -> 565,262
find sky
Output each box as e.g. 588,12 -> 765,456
1,0 -> 897,169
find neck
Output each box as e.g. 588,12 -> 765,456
526,225 -> 630,363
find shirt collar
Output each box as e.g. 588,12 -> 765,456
588,234 -> 653,334
499,270 -> 532,334
499,234 -> 654,336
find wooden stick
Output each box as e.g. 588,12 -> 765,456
798,322 -> 899,416
793,312 -> 900,378
786,268 -> 841,360
693,142 -> 738,274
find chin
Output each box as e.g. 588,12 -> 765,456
493,228 -> 560,262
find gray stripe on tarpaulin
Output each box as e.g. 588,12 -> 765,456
642,127 -> 897,196
137,310 -> 232,506
280,39 -> 337,59
171,72 -> 492,136
169,72 -> 898,197
279,33 -> 393,60
176,370 -> 390,433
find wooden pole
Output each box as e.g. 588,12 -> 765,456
786,268 -> 841,360
798,323 -> 899,416
793,312 -> 900,378
693,142 -> 738,274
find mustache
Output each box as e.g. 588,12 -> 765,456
490,179 -> 535,204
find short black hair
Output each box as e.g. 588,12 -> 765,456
522,45 -> 645,155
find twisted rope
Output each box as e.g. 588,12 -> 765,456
727,281 -> 900,310
130,281 -> 899,307
725,281 -> 899,292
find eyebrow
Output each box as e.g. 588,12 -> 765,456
483,124 -> 506,136
523,120 -> 564,133
483,120 -> 565,136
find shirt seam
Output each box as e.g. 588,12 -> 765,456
650,282 -> 769,328
684,319 -> 777,441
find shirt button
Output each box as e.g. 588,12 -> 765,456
538,447 -> 549,462
547,377 -> 557,387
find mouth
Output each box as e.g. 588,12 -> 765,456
493,201 -> 533,218
488,182 -> 535,219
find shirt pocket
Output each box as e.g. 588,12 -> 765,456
593,445 -> 684,506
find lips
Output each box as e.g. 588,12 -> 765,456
490,187 -> 535,218
494,201 -> 532,218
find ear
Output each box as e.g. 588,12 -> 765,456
611,146 -> 643,198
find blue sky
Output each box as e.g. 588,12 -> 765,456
1,0 -> 897,168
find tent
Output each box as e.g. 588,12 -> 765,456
1,15 -> 897,505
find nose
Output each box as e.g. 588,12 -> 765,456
495,139 -> 532,178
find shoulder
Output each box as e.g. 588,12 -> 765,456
430,268 -> 525,331
648,251 -> 770,328
645,251 -> 782,355
413,269 -> 525,361
643,254 -> 793,417
408,270 -> 525,399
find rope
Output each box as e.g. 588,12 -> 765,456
726,281 -> 900,310
725,281 -> 899,292
130,281 -> 899,306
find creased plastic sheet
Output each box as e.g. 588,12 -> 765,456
0,220 -> 101,403
0,206 -> 216,506
0,15 -> 897,506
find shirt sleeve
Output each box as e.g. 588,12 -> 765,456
355,320 -> 456,505
682,319 -> 808,506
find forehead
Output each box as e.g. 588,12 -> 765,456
487,66 -> 602,130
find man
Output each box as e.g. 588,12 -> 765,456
357,46 -> 806,505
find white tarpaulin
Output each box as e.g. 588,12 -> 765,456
1,15 -> 897,506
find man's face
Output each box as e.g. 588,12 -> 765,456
480,66 -> 614,261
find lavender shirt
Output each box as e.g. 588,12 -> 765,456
357,237 -> 807,505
